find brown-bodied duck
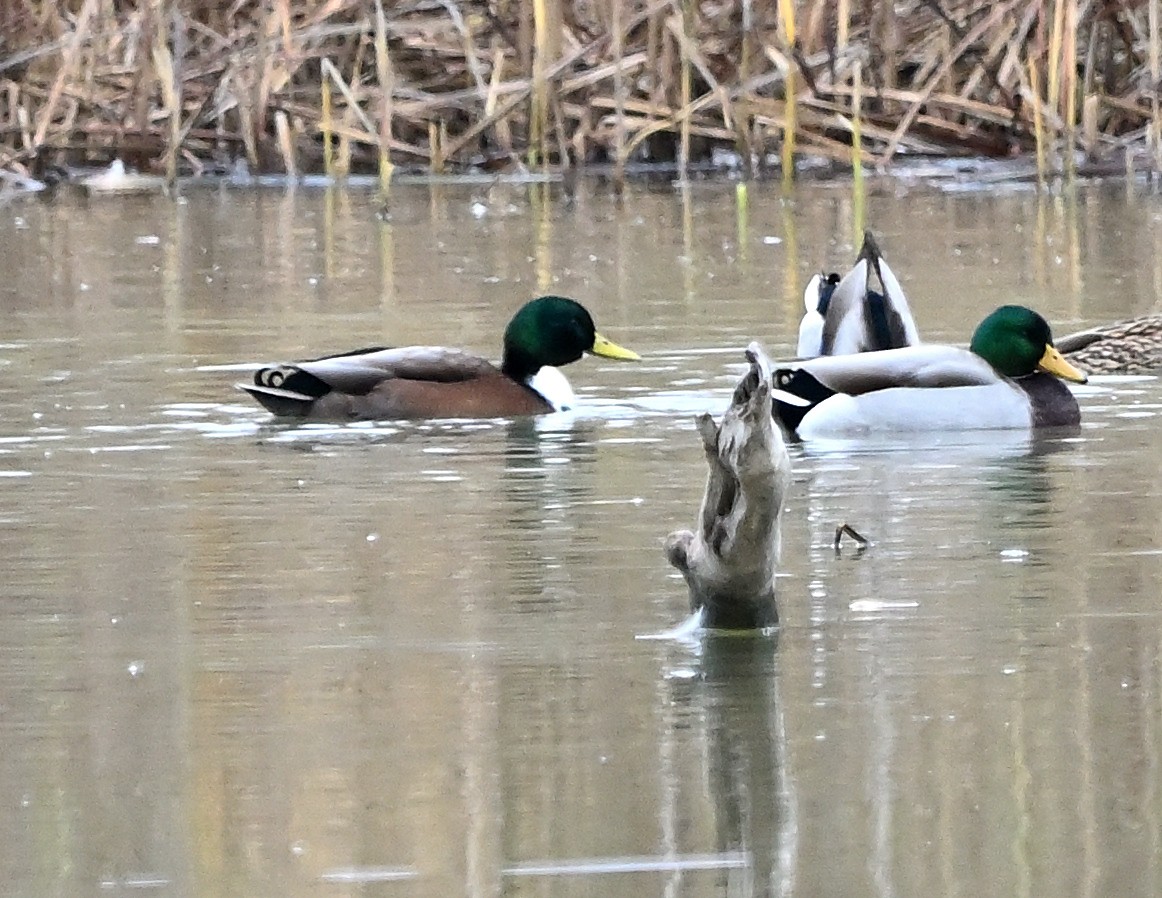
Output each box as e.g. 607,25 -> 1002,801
237,295 -> 640,420
1056,314 -> 1162,374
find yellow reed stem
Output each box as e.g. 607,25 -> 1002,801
1029,58 -> 1046,186
612,0 -> 625,191
678,0 -> 692,182
373,0 -> 394,191
274,110 -> 296,178
531,0 -> 548,167
1047,0 -> 1064,164
1151,0 -> 1162,170
321,73 -> 334,178
778,0 -> 797,189
851,60 -> 864,236
1062,0 -> 1077,177
429,121 -> 444,173
151,2 -> 179,187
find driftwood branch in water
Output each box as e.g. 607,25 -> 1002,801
665,342 -> 792,630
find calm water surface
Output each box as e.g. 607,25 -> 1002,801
1,177 -> 1162,897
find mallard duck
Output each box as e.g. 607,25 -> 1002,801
1055,314 -> 1162,374
237,295 -> 640,420
773,305 -> 1088,439
796,231 -> 921,358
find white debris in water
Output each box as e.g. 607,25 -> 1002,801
1000,548 -> 1029,562
470,201 -> 488,218
762,235 -> 783,245
849,599 -> 920,612
127,661 -> 144,677
366,533 -> 379,542
135,235 -> 161,245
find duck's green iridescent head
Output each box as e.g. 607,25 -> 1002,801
501,295 -> 639,379
970,305 -> 1087,383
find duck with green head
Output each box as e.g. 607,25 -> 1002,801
238,295 -> 640,420
772,305 -> 1088,439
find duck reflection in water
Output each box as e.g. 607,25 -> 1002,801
665,635 -> 793,897
500,417 -> 602,612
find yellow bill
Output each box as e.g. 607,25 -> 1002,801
1038,344 -> 1087,384
590,333 -> 641,361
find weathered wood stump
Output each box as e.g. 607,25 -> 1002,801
665,342 -> 792,629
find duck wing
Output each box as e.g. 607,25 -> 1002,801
786,345 -> 1000,395
237,346 -> 498,416
254,346 -> 492,393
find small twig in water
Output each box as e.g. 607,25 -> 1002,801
834,522 -> 870,553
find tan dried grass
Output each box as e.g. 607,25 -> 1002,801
0,0 -> 1158,180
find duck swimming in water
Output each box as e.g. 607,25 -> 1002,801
796,231 -> 921,358
774,305 -> 1087,439
1056,314 -> 1162,375
237,295 -> 640,420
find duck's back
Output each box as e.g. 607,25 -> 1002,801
241,346 -> 552,420
1057,315 -> 1162,374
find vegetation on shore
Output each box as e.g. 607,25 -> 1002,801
1,0 -> 1161,185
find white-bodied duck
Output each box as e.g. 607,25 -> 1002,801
774,305 -> 1088,439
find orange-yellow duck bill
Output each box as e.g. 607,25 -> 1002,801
589,333 -> 641,361
1038,344 -> 1088,384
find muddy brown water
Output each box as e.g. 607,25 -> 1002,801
2,176 -> 1162,896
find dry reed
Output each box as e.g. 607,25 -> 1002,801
1,0 -> 1160,181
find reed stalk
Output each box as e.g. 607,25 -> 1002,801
151,1 -> 180,186
1062,0 -> 1077,177
321,71 -> 334,178
678,0 -> 693,183
4,0 -> 1162,179
738,0 -> 754,177
1047,0 -> 1064,168
851,60 -> 864,236
1029,58 -> 1046,185
777,0 -> 796,189
530,0 -> 550,167
373,0 -> 394,190
275,111 -> 296,177
612,0 -> 626,192
32,0 -> 97,149
1151,0 -> 1162,170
